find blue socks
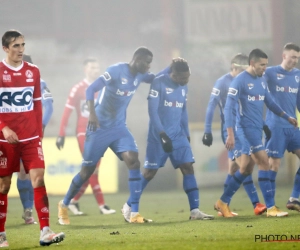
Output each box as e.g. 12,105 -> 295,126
221,170 -> 247,204
224,174 -> 232,193
243,175 -> 259,207
127,172 -> 149,207
128,169 -> 142,212
269,170 -> 277,199
291,167 -> 300,198
63,173 -> 85,206
258,170 -> 274,208
183,174 -> 199,210
17,178 -> 33,209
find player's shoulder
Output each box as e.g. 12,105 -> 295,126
265,65 -> 278,74
215,73 -> 232,85
23,61 -> 39,71
70,80 -> 87,92
153,74 -> 167,84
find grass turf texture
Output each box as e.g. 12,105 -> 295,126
5,186 -> 300,249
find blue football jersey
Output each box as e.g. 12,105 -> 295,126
225,71 -> 272,129
92,63 -> 154,129
40,79 -> 53,126
204,73 -> 234,133
147,74 -> 189,143
264,65 -> 300,128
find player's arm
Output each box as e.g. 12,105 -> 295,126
202,85 -> 221,146
181,95 -> 190,142
33,70 -> 43,139
41,80 -> 53,133
148,80 -> 173,152
296,82 -> 300,112
264,90 -> 298,127
0,121 -> 19,143
86,71 -> 112,131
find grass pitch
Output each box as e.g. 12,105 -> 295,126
5,186 -> 300,249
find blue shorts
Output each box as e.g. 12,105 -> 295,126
222,127 -> 242,160
82,126 -> 138,167
238,127 -> 264,154
144,136 -> 194,169
266,127 -> 300,158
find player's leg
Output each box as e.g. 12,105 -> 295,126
17,161 -> 36,224
286,132 -> 300,211
58,129 -> 109,225
23,139 -> 65,246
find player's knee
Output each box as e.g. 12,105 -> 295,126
179,164 -> 194,175
31,175 -> 45,188
80,166 -> 95,181
143,169 -> 157,180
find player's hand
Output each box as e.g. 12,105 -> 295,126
202,133 -> 213,147
159,132 -> 173,153
2,126 -> 19,144
263,125 -> 271,141
225,135 -> 235,151
288,117 -> 298,128
88,113 -> 99,132
56,136 -> 65,150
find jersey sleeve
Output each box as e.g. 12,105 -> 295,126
204,80 -> 222,133
41,80 -> 53,127
224,78 -> 240,129
86,65 -> 118,100
148,79 -> 165,134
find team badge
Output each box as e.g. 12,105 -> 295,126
261,82 -> 265,89
248,83 -> 254,89
296,76 -> 299,83
166,88 -> 173,94
25,70 -> 33,78
2,74 -> 11,82
121,78 -> 128,84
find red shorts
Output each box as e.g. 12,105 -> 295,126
0,138 -> 45,176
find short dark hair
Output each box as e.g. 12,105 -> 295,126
2,29 -> 23,48
248,49 -> 268,64
23,54 -> 33,64
231,53 -> 248,68
83,58 -> 98,66
283,43 -> 300,52
171,60 -> 190,73
133,47 -> 153,58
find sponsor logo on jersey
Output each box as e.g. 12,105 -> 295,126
2,74 -> 11,82
248,83 -> 254,89
228,87 -> 238,96
277,74 -> 285,80
276,86 -> 298,93
42,87 -> 53,100
265,149 -> 279,155
164,100 -> 183,108
121,78 -> 128,84
261,82 -> 266,89
248,95 -> 265,101
102,72 -> 111,81
182,89 -> 185,96
211,88 -> 220,96
0,87 -> 34,112
13,72 -> 21,76
149,89 -> 158,98
116,89 -> 136,96
296,75 -> 300,83
166,88 -> 173,94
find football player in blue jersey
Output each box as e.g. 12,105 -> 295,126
203,53 -> 267,216
58,47 -> 155,224
263,43 -> 300,212
214,49 -> 298,217
122,59 -> 214,221
17,54 -> 53,225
